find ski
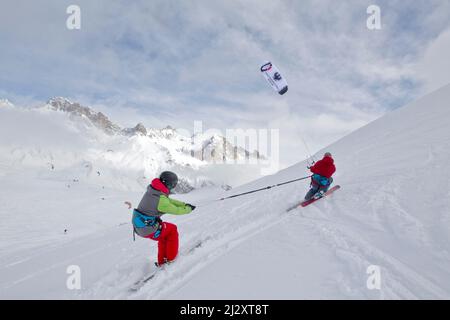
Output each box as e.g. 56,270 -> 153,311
129,238 -> 210,292
129,270 -> 159,292
287,185 -> 341,211
300,185 -> 341,207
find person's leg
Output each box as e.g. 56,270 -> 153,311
152,222 -> 178,264
322,177 -> 333,193
147,225 -> 167,265
157,237 -> 167,265
162,222 -> 179,262
305,184 -> 319,200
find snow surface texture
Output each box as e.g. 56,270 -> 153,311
1,85 -> 449,299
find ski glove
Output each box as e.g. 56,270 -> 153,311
307,161 -> 316,169
186,203 -> 196,211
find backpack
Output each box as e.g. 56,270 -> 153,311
312,174 -> 330,186
132,209 -> 163,240
132,209 -> 160,228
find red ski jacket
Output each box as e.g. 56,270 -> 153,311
310,155 -> 336,178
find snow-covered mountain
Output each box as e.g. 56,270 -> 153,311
0,99 -> 14,109
0,97 -> 264,192
1,84 -> 449,299
46,97 -> 121,134
47,97 -> 263,163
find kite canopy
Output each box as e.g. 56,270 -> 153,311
260,61 -> 288,95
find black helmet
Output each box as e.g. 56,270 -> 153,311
159,171 -> 178,190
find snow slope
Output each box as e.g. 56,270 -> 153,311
1,84 -> 450,299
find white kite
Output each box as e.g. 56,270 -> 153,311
260,61 -> 288,95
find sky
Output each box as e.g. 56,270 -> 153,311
1,0 -> 449,168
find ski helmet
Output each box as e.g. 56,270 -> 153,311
159,171 -> 178,190
324,152 -> 332,157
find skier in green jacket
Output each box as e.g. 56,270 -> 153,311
132,171 -> 195,266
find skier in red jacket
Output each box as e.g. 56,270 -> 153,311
305,152 -> 336,200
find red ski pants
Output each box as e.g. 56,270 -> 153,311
147,222 -> 179,265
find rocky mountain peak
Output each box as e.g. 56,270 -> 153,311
47,97 -> 120,134
43,97 -> 264,162
122,123 -> 148,136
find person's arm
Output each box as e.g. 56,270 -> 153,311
309,160 -> 321,174
167,197 -> 187,207
157,196 -> 192,215
330,165 -> 336,176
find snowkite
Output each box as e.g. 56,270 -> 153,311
260,61 -> 288,95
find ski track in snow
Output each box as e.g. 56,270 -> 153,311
82,197 -> 299,299
1,85 -> 450,299
302,202 -> 448,299
1,167 -> 449,299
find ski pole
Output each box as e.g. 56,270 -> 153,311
195,175 -> 312,207
218,175 -> 312,200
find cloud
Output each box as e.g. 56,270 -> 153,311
414,27 -> 450,93
0,0 -> 449,169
